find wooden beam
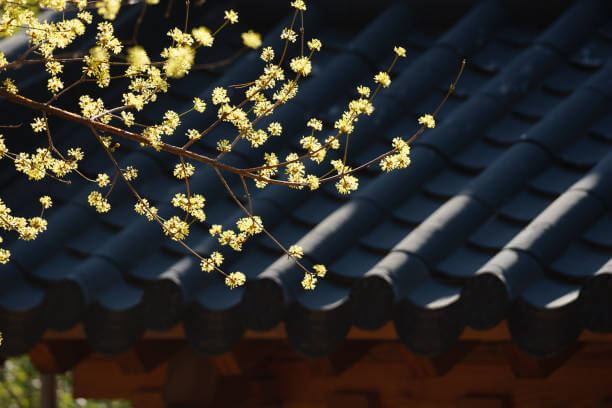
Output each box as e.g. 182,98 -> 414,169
29,341 -> 91,374
400,341 -> 478,377
506,343 -> 581,378
162,345 -> 217,406
327,392 -> 377,408
129,391 -> 165,408
209,340 -> 282,376
114,340 -> 185,374
40,321 -> 612,343
72,355 -> 167,399
315,341 -> 379,376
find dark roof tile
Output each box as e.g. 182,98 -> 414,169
329,246 -> 381,281
359,220 -> 411,253
422,167 -> 473,199
392,191 -> 441,226
471,40 -> 521,74
468,217 -> 522,252
495,23 -> 539,48
435,244 -> 492,279
534,0 -> 609,56
452,139 -> 504,172
590,112 -> 612,142
395,279 -> 464,356
498,190 -> 552,224
543,63 -> 592,95
529,164 -> 584,197
483,114 -> 531,146
582,213 -> 612,250
569,35 -> 612,69
436,0 -> 508,56
509,276 -> 582,358
512,88 -> 563,120
3,0 -> 612,359
550,241 -> 611,280
558,134 -> 611,170
506,191 -> 605,265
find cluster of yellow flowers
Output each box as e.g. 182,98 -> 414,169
380,138 -> 411,172
87,191 -> 111,213
0,196 -> 52,264
163,216 -> 190,241
172,193 -> 206,222
302,264 -> 327,290
134,199 -> 158,221
13,146 -> 82,181
200,251 -> 224,273
0,0 -> 445,294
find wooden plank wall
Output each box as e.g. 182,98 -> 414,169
29,338 -> 612,408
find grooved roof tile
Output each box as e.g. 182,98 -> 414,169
1,0 -> 611,359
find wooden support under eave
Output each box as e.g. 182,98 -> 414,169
162,345 -> 217,406
506,342 -> 581,378
29,340 -> 91,374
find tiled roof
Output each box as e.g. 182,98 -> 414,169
1,0 -> 611,359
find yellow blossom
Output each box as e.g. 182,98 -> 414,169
280,28 -> 297,43
167,27 -> 194,46
134,199 -> 158,221
173,162 -> 195,179
306,175 -> 319,190
217,139 -> 231,152
225,271 -> 246,289
260,47 -> 274,62
289,56 -> 311,76
288,244 -> 303,259
163,216 -> 190,240
31,117 -> 46,133
268,122 -> 282,136
186,129 -> 201,140
418,114 -> 436,128
224,9 -> 239,24
121,111 -> 134,127
357,85 -> 370,98
241,30 -> 262,49
218,230 -> 236,246
209,224 -> 222,236
335,174 -> 359,194
161,46 -> 194,78
0,52 -> 8,69
97,0 -> 121,20
39,196 -> 53,209
236,216 -> 263,236
0,248 -> 10,264
96,173 -> 110,187
291,0 -> 307,11
201,258 -> 215,272
2,78 -> 18,94
307,118 -> 322,131
374,71 -> 391,88
77,11 -> 93,23
193,97 -> 206,113
192,26 -> 214,47
313,264 -> 327,277
211,87 -> 230,105
124,166 -> 138,180
127,46 -> 150,68
301,273 -> 317,290
87,191 -> 111,213
394,46 -> 407,57
307,38 -> 322,52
